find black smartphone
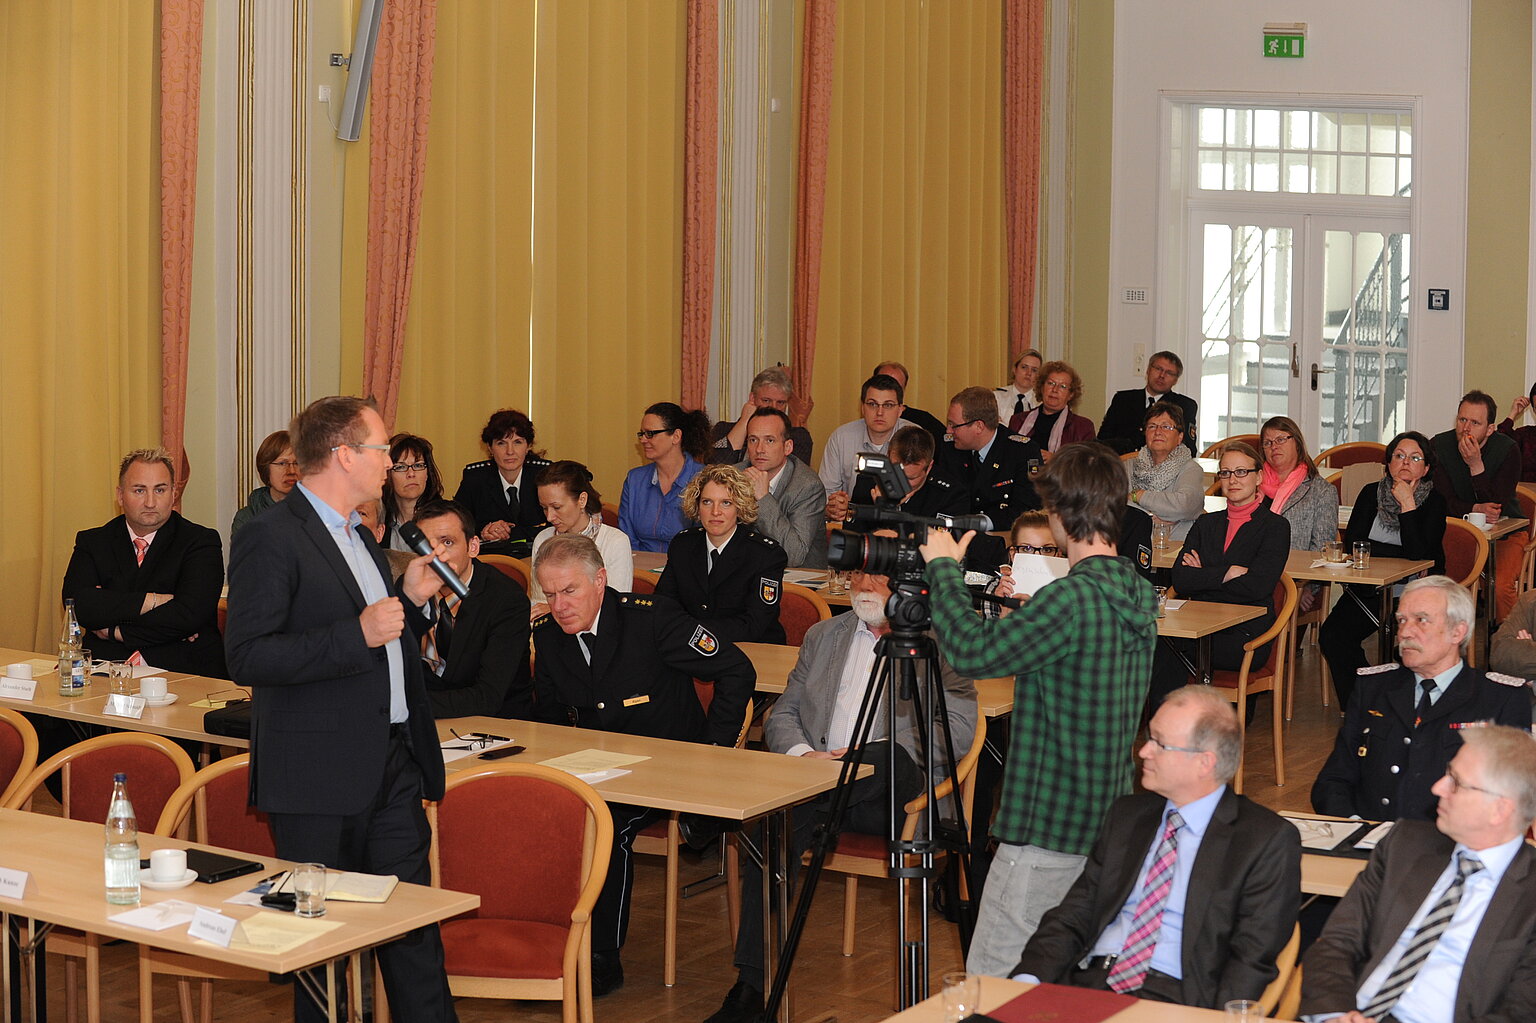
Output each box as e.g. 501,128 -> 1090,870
260,892 -> 296,911
478,745 -> 527,760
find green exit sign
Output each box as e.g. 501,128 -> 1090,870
1263,34 -> 1305,58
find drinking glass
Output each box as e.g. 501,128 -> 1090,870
1352,540 -> 1371,571
292,863 -> 328,918
941,972 -> 981,1023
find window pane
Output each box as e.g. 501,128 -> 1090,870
1254,108 -> 1281,149
1227,108 -> 1252,146
1198,149 -> 1224,190
1313,154 -> 1338,194
1398,119 -> 1413,155
1369,156 -> 1398,196
1398,157 -> 1413,196
1283,153 -> 1310,192
1313,111 -> 1339,151
1225,150 -> 1252,191
1369,113 -> 1400,155
1340,154 -> 1368,194
1253,151 -> 1280,192
1199,107 -> 1225,145
1339,113 -> 1368,153
1284,110 -> 1311,150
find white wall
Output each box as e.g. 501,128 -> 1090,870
1109,1 -> 1470,430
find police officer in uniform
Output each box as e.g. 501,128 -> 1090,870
1312,575 -> 1532,821
452,409 -> 552,557
936,386 -> 1042,526
532,533 -> 756,995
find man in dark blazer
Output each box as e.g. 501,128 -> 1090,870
404,499 -> 531,718
225,396 -> 457,1023
1012,685 -> 1300,1009
1098,351 -> 1199,456
936,386 -> 1043,526
1302,724 -> 1536,1023
62,448 -> 227,677
532,533 -> 756,996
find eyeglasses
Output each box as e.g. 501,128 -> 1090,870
1390,452 -> 1425,464
269,460 -> 300,470
390,462 -> 429,474
441,728 -> 512,752
1145,423 -> 1181,434
1261,434 -> 1293,449
1143,733 -> 1205,755
863,400 -> 902,412
1043,380 -> 1072,392
946,418 -> 981,432
331,443 -> 391,453
636,428 -> 674,439
1216,467 -> 1258,479
1444,768 -> 1507,800
1008,543 -> 1060,556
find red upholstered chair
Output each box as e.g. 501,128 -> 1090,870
1201,435 -> 1259,458
1210,574 -> 1298,792
480,554 -> 533,593
140,755 -> 276,1023
429,764 -> 612,1023
628,571 -> 657,595
0,707 -> 39,808
4,732 -> 196,1023
1443,517 -> 1489,664
600,502 -> 620,528
779,582 -> 832,646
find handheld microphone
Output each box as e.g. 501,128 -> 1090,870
397,521 -> 470,600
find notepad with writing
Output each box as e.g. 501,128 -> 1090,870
271,869 -> 399,903
980,983 -> 1137,1023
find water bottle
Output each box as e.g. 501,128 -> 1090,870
104,773 -> 140,905
57,599 -> 87,697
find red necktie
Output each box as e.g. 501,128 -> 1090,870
133,537 -> 149,565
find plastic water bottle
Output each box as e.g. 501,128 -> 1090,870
104,773 -> 140,905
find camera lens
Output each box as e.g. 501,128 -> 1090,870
827,529 -> 919,579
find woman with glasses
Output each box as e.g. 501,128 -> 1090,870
1126,401 -> 1204,543
1015,360 -> 1095,456
528,460 -> 634,616
1319,431 -> 1446,707
453,408 -> 553,557
231,430 -> 300,535
1258,416 -> 1340,613
619,401 -> 712,552
655,464 -> 787,645
1149,441 -> 1291,707
382,432 -> 444,551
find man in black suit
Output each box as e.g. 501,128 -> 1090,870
452,407 -> 551,557
405,499 -> 532,718
532,533 -> 756,996
225,396 -> 457,1023
62,448 -> 227,677
1013,685 -> 1300,1008
936,385 -> 1042,525
1302,724 -> 1536,1023
1098,351 -> 1199,456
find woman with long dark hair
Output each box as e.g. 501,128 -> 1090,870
618,401 -> 712,552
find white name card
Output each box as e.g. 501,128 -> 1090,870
0,866 -> 34,899
188,906 -> 237,947
0,677 -> 37,701
103,694 -> 146,719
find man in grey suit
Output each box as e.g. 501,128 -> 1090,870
1302,724 -> 1536,1023
703,557 -> 977,1023
737,407 -> 830,568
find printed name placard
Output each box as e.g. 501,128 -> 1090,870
0,866 -> 34,899
0,678 -> 37,701
188,906 -> 237,947
103,694 -> 146,719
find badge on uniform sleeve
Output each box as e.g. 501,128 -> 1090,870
760,578 -> 780,605
689,626 -> 719,656
1137,544 -> 1151,571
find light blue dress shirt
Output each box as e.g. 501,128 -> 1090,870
618,455 -> 702,553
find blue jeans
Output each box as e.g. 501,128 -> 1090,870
965,842 -> 1086,977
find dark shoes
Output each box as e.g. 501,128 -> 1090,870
678,813 -> 724,852
591,950 -> 624,998
703,979 -> 764,1023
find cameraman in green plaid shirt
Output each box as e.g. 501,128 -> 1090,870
919,441 -> 1158,976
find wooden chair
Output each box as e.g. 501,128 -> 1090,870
600,502 -> 620,528
0,707 -> 39,808
819,715 -> 988,958
628,571 -> 657,595
1257,924 -> 1301,1016
1200,434 -> 1259,458
779,582 -> 833,646
1209,574 -> 1297,792
1120,450 -> 1138,462
480,553 -> 532,593
1516,484 -> 1536,594
633,694 -> 754,985
429,764 -> 613,1023
4,732 -> 196,1023
216,596 -> 228,636
1276,961 -> 1304,1021
1316,440 -> 1387,469
1443,517 -> 1490,663
140,755 -> 276,1023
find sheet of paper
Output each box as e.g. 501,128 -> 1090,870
109,900 -> 200,931
329,872 -> 398,902
572,768 -> 632,785
538,749 -> 650,776
1163,599 -> 1188,610
230,913 -> 344,954
1354,821 -> 1394,851
1009,553 -> 1069,598
783,569 -> 826,587
130,664 -> 165,678
23,658 -> 55,676
1282,815 -> 1353,851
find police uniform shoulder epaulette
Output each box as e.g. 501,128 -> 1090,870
678,525 -> 705,536
1007,433 -> 1031,443
1357,662 -> 1400,675
1485,671 -> 1529,688
993,387 -> 1008,393
531,612 -> 554,629
462,459 -> 493,471
528,455 -> 552,468
754,531 -> 783,549
929,477 -> 955,490
619,594 -> 656,609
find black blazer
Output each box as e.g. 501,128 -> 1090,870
1171,501 -> 1291,642
1017,789 -> 1301,1009
654,526 -> 788,646
225,490 -> 445,815
935,427 -> 1043,525
404,557 -> 531,719
62,512 -> 227,678
1098,388 -> 1199,456
1345,480 -> 1448,575
452,456 -> 552,556
1303,821 -> 1536,1023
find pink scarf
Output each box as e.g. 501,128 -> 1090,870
1260,462 -> 1307,514
1223,497 -> 1260,551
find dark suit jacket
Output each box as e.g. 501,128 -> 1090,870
452,457 -> 552,556
1170,501 -> 1291,644
1098,388 -> 1199,456
225,490 -> 445,815
655,526 -> 788,646
1016,789 -> 1301,1009
935,427 -> 1043,526
404,558 -> 531,719
62,512 -> 227,677
1302,820 -> 1536,1023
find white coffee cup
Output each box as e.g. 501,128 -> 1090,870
140,676 -> 169,701
150,848 -> 187,883
1464,511 -> 1489,528
6,663 -> 32,680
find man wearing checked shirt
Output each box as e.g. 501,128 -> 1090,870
919,441 -> 1159,977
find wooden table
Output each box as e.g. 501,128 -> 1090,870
878,974 -> 1285,1022
1157,600 -> 1265,685
1480,517 -> 1529,660
0,808 -> 478,1022
1285,548 -> 1434,659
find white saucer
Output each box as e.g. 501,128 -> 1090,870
141,694 -> 178,707
139,868 -> 198,890
1322,561 -> 1352,570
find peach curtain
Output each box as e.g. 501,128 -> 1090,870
680,0 -> 719,413
160,0 -> 205,502
1003,0 -> 1046,359
790,0 -> 837,422
361,0 -> 439,429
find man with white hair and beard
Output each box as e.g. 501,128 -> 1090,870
702,540 -> 978,1023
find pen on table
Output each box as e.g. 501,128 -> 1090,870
257,870 -> 288,889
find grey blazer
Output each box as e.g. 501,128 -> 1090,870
741,457 -> 830,569
765,611 -> 977,779
1275,472 -> 1340,552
